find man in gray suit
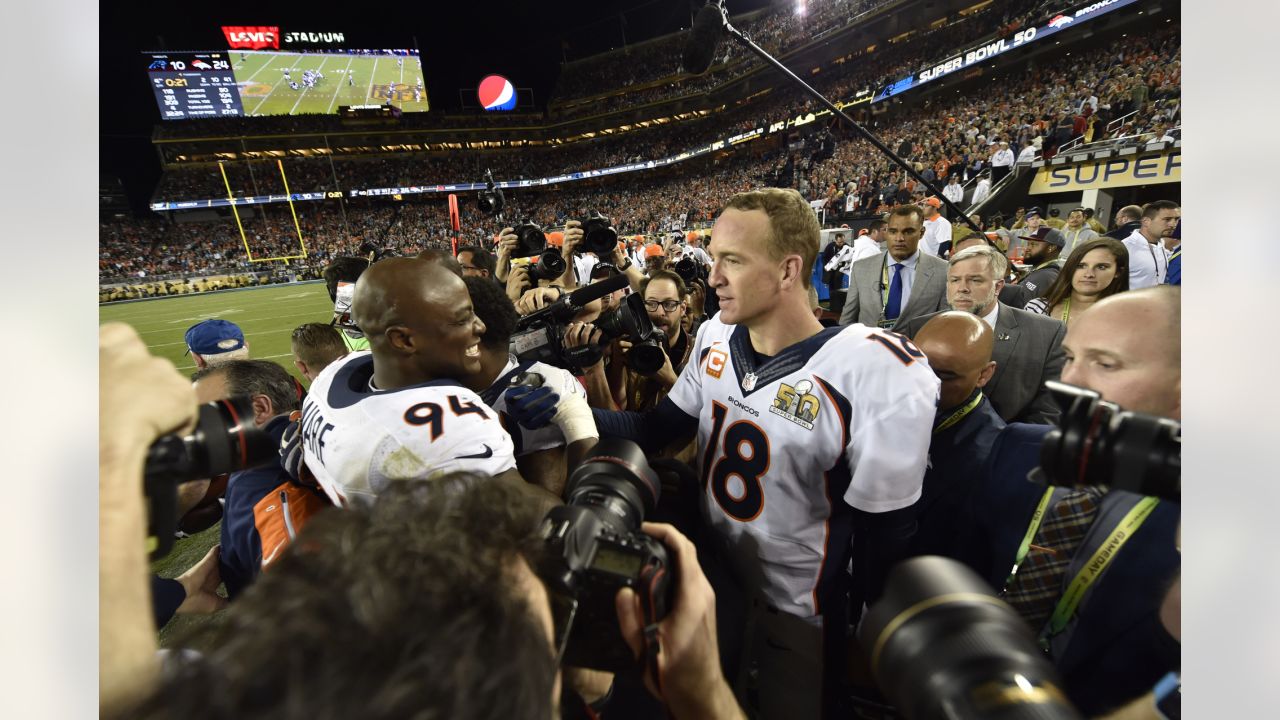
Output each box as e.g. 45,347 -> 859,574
838,205 -> 949,330
897,245 -> 1066,424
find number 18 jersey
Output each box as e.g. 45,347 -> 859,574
667,317 -> 939,619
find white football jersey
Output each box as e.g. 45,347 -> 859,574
667,317 -> 938,618
479,355 -> 586,456
301,351 -> 516,508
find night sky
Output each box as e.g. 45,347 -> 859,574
101,0 -> 774,209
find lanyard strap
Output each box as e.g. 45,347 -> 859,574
1002,487 -> 1056,591
1042,496 -> 1160,644
934,391 -> 984,434
880,254 -> 891,310
1061,297 -> 1071,324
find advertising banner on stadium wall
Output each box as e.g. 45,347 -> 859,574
1028,148 -> 1181,194
872,0 -> 1141,103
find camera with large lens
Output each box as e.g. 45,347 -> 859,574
538,438 -> 673,673
594,293 -> 668,375
477,168 -> 504,215
1036,381 -> 1180,501
859,556 -> 1082,720
581,211 -> 618,256
512,221 -> 549,259
673,256 -> 706,286
144,396 -> 278,558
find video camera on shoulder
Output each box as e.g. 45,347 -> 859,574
538,438 -> 673,673
1035,381 -> 1180,502
144,396 -> 279,558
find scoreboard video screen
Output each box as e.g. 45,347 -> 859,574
145,48 -> 427,120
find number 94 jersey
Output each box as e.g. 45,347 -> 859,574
301,351 -> 517,508
667,317 -> 939,619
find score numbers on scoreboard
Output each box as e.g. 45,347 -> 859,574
146,52 -> 245,120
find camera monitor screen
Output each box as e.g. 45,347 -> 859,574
145,49 -> 428,120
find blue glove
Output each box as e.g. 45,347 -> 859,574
503,384 -> 560,430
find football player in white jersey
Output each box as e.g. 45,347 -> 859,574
459,276 -> 597,497
593,188 -> 938,719
300,258 -> 536,509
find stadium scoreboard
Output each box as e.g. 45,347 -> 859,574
147,53 -> 244,120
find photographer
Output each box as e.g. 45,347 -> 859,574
101,322 -> 197,715
126,474 -> 744,720
190,359 -> 307,599
621,271 -> 694,414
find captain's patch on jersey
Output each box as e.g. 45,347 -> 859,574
706,347 -> 728,379
769,379 -> 820,430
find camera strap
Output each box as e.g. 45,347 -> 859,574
1040,495 -> 1160,650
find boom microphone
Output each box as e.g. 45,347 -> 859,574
682,1 -> 726,76
566,271 -> 629,308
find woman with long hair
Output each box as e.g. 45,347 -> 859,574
1024,237 -> 1130,328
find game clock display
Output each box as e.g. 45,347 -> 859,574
147,53 -> 244,119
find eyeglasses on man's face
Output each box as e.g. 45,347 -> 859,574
644,299 -> 682,313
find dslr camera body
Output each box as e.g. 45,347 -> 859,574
538,438 -> 673,673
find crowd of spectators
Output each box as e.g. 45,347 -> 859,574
108,25 -> 1179,289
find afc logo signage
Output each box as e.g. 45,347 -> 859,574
1031,149 -> 1181,194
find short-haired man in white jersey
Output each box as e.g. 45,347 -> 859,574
594,188 -> 938,719
300,258 -> 535,509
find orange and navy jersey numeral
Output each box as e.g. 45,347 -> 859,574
702,401 -> 772,522
403,394 -> 491,440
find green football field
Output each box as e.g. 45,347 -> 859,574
99,282 -> 336,383
100,282 -> 337,643
230,50 -> 428,116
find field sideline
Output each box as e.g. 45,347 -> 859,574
99,282 -> 336,382
100,282 -> 338,644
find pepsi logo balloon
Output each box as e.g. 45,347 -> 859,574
477,75 -> 517,112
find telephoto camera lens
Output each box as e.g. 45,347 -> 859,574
144,396 -> 277,484
859,557 -> 1083,720
529,248 -> 567,282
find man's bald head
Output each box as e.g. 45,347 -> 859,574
915,311 -> 997,410
415,248 -> 465,278
352,258 -> 486,387
1061,286 -> 1180,419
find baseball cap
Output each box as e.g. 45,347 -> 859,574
185,319 -> 245,355
1021,227 -> 1065,248
857,228 -> 870,236
644,243 -> 664,258
923,196 -> 942,209
1025,206 -> 1043,218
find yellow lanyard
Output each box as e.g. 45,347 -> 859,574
1060,297 -> 1071,324
1001,488 -> 1056,592
934,391 -> 984,434
1041,496 -> 1160,646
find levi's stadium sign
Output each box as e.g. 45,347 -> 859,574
221,26 -> 348,50
222,26 -> 279,50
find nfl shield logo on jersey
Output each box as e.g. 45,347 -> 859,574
769,379 -> 820,430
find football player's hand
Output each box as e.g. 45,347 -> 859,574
616,522 -> 743,719
503,384 -> 560,430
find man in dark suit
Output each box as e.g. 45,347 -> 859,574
838,204 -> 949,330
896,245 -> 1066,424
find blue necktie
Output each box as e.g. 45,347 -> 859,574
885,262 -> 905,320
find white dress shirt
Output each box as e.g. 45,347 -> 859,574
981,301 -> 1000,331
885,250 -> 920,314
1123,229 -> 1169,288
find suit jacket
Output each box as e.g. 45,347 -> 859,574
838,250 -> 949,330
898,303 -> 1067,424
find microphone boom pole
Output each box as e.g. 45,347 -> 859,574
701,3 -> 981,234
